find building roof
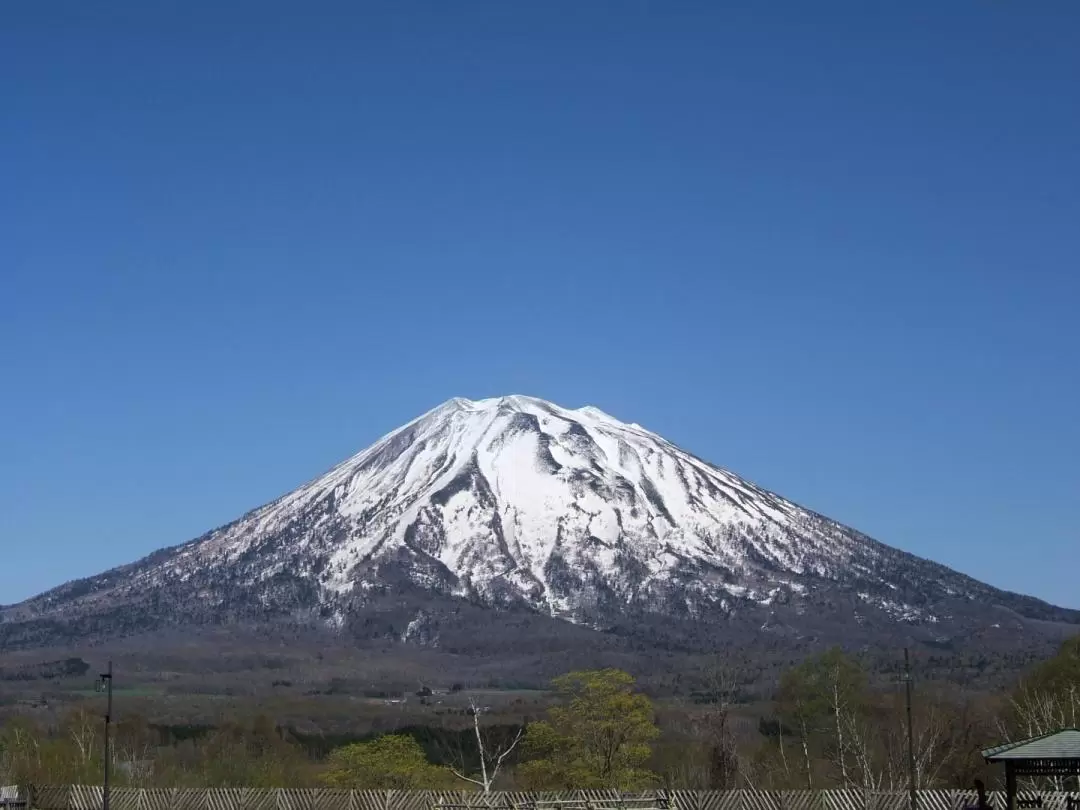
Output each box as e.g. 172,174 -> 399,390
982,729 -> 1080,761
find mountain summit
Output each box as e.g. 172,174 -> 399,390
4,395 -> 1077,650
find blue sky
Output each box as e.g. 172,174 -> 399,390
2,2 -> 1078,608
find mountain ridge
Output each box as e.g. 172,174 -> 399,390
3,395 -> 1077,653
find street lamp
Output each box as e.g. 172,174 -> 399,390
95,663 -> 113,810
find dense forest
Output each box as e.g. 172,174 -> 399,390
1,638 -> 1077,792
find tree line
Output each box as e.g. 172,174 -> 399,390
1,638 -> 1077,792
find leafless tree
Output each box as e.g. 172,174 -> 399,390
833,692 -> 954,793
776,725 -> 790,783
67,710 -> 98,766
1011,683 -> 1080,739
797,708 -> 813,790
1006,684 -> 1080,791
830,663 -> 851,788
447,699 -> 524,794
842,712 -> 891,791
911,704 -> 952,788
693,659 -> 742,789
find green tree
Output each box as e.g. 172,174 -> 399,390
0,709 -> 105,787
143,715 -> 315,788
1026,636 -> 1080,698
773,647 -> 867,789
322,734 -> 454,789
519,669 -> 659,790
195,716 -> 312,787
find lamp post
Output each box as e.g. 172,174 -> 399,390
96,663 -> 113,810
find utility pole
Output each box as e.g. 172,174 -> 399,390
904,649 -> 917,810
97,662 -> 113,810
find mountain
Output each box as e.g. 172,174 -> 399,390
3,395 -> 1077,657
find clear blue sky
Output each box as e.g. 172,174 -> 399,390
3,2 -> 1078,609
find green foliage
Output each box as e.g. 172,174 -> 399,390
771,647 -> 868,788
165,716 -> 313,787
0,710 -> 105,787
0,650 -> 1070,792
0,712 -> 316,789
322,734 -> 454,789
1025,636 -> 1080,698
776,646 -> 866,737
519,668 -> 659,789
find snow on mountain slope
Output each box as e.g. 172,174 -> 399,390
5,396 -> 1077,643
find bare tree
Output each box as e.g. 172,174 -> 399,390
830,663 -> 850,788
797,707 -> 813,790
447,700 -> 524,794
694,658 -> 742,789
848,695 -> 956,792
1007,684 -> 1080,791
66,709 -> 98,767
776,723 -> 790,784
658,661 -> 745,790
1011,683 -> 1080,739
114,714 -> 159,788
842,712 -> 891,792
911,704 -> 952,788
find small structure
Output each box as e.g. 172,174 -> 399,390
982,729 -> 1080,810
0,787 -> 27,810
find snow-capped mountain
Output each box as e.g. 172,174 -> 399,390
3,395 -> 1077,649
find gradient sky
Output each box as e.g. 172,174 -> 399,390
3,2 -> 1078,608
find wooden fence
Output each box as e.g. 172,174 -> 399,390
1,786 -> 28,810
20,790 -> 1080,810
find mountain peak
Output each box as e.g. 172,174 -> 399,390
435,395 -> 621,424
471,394 -> 550,411
5,396 -> 1078,652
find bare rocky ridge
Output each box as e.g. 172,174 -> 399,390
3,395 -> 1077,657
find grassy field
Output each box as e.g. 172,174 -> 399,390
63,686 -> 166,698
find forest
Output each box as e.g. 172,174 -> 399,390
1,638 -> 1077,792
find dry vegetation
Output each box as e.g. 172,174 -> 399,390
1,637 -> 1078,792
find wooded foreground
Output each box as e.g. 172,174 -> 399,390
14,787 -> 1080,810
2,638 -> 1077,793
